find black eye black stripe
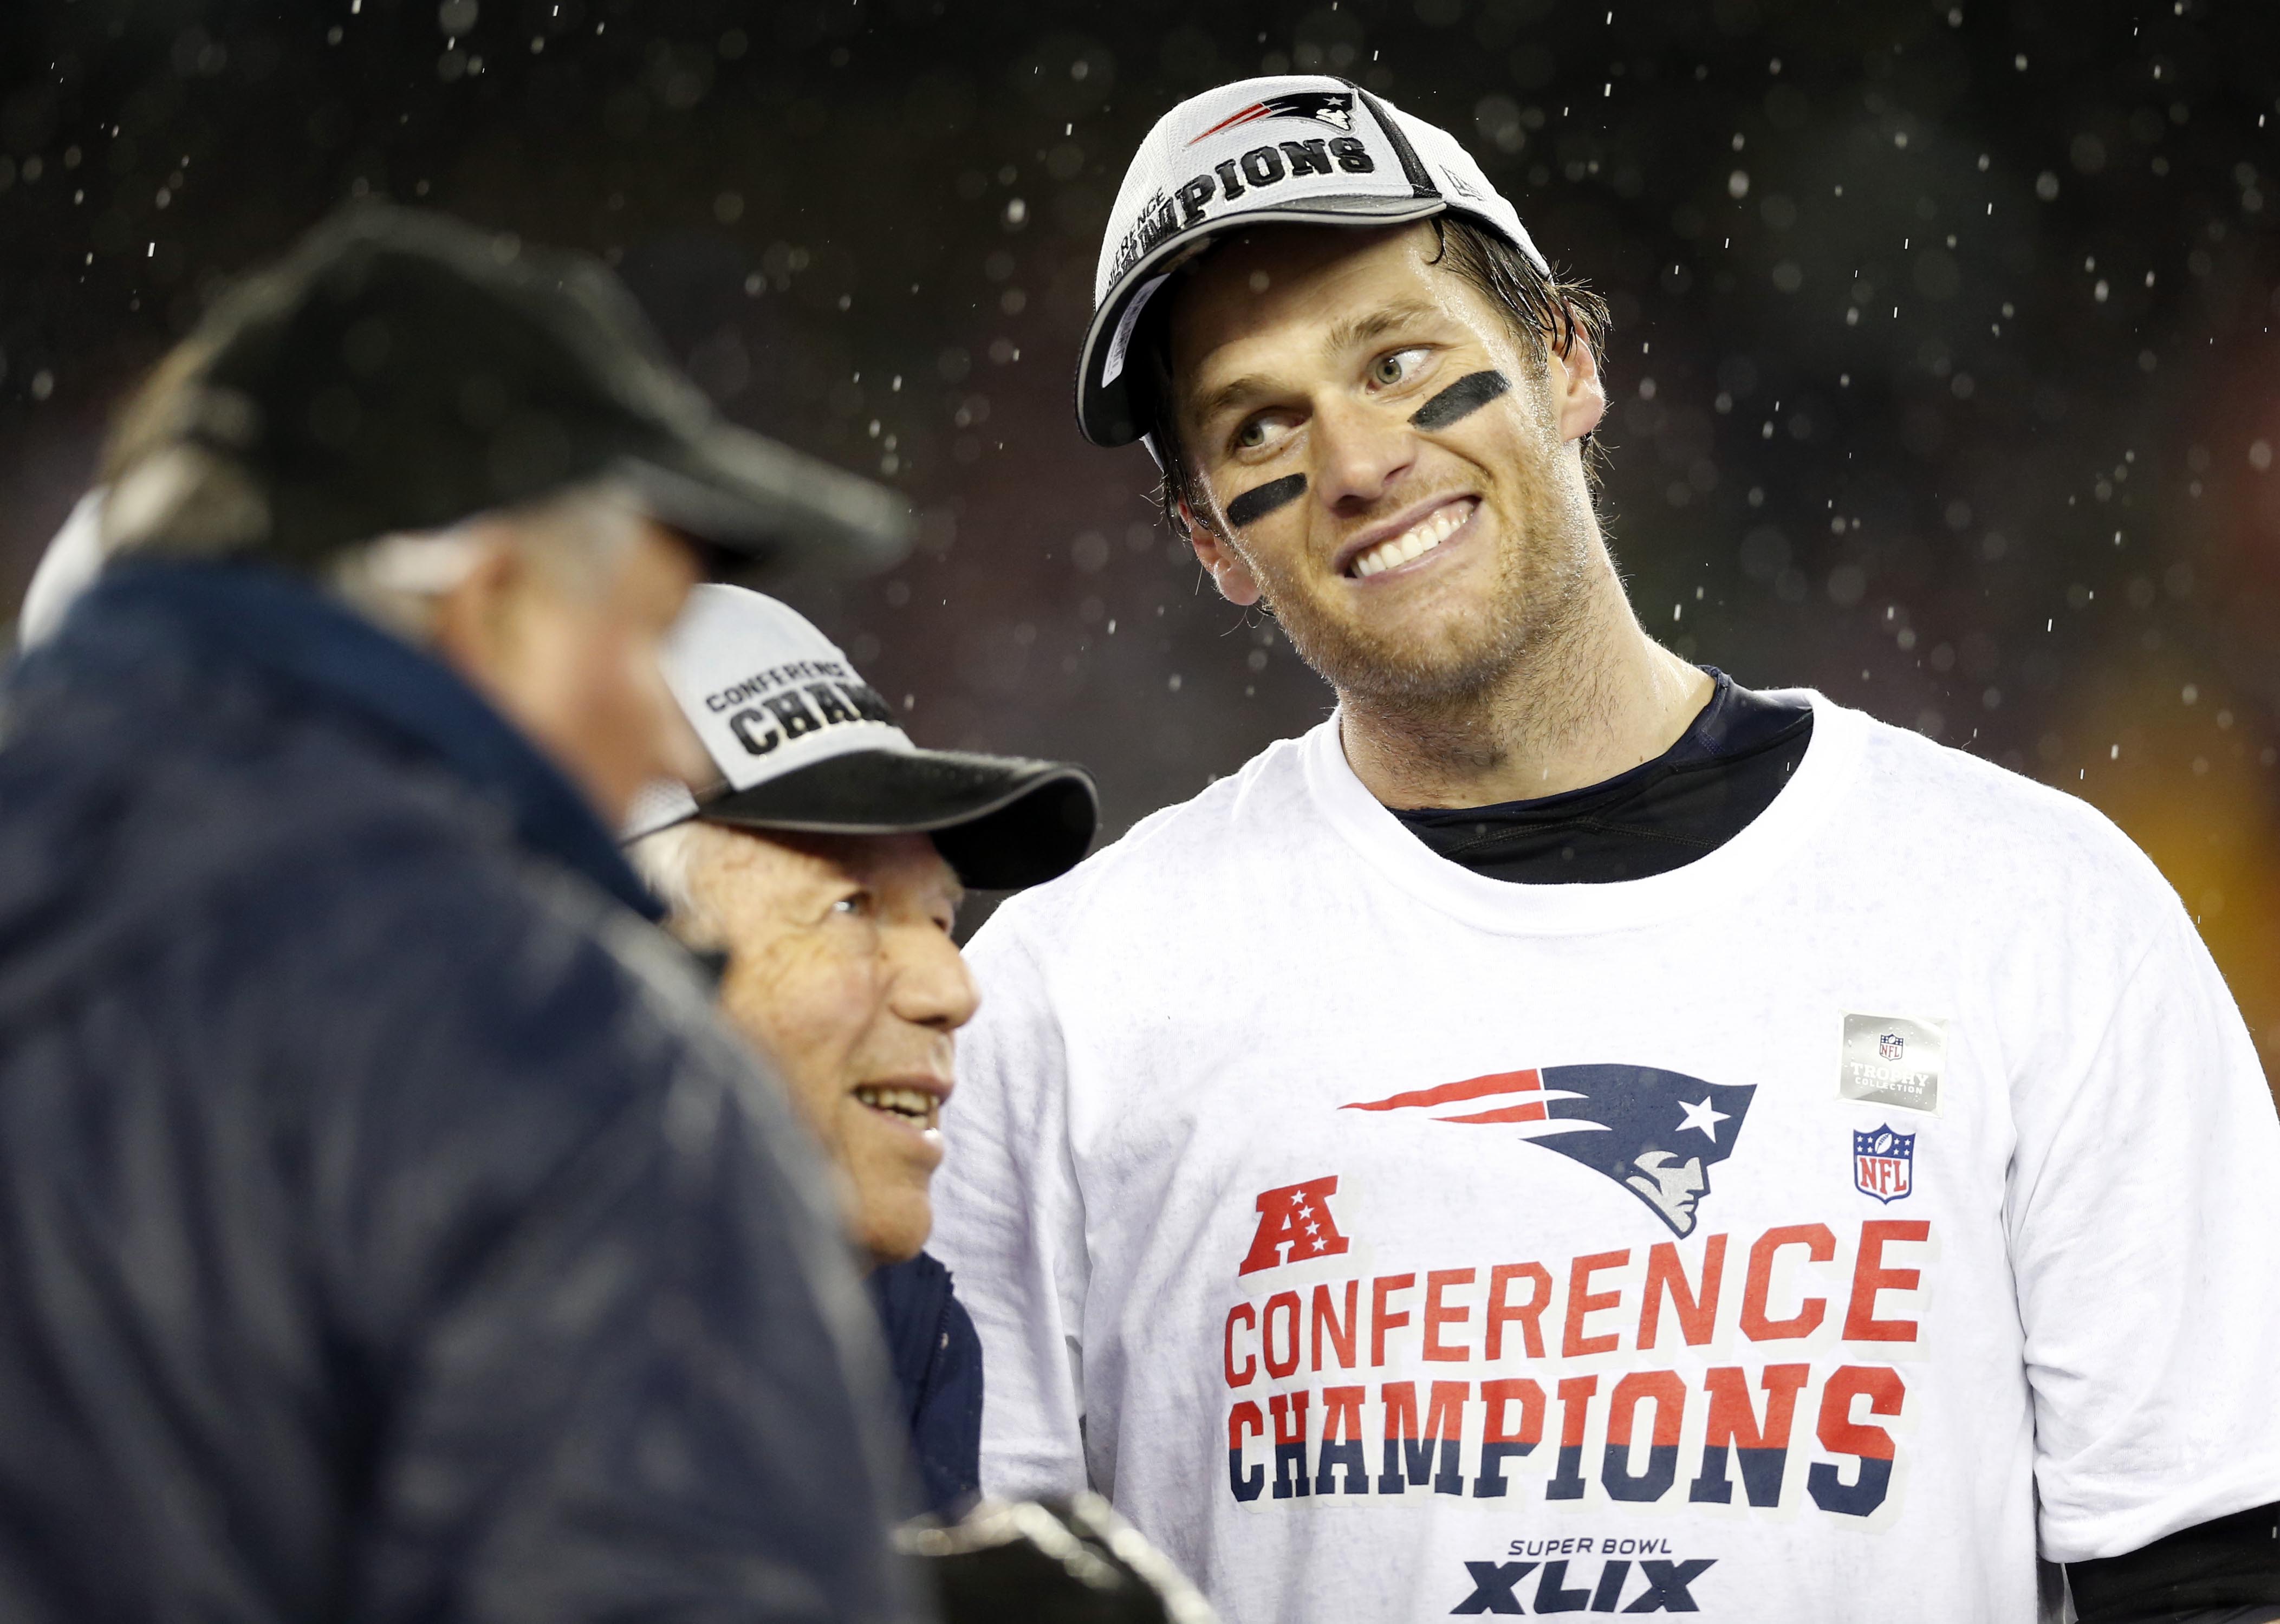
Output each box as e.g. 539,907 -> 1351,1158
1409,369 -> 1511,430
1224,473 -> 1307,528
1217,373 -> 1506,527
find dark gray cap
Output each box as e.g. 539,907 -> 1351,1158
105,202 -> 910,571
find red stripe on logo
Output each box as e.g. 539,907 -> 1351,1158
1190,103 -> 1271,144
1343,1068 -> 1542,1112
1434,1100 -> 1549,1125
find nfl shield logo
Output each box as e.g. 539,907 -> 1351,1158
1878,1031 -> 1905,1062
1854,1125 -> 1914,1203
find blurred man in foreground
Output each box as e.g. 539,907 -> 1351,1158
0,205 -> 928,1622
623,584 -> 1097,1515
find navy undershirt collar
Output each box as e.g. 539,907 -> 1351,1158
1393,669 -> 1814,885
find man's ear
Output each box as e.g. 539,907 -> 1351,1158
1548,313 -> 1607,445
1179,499 -> 1264,607
426,529 -> 530,677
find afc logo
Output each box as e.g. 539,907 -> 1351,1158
1237,1175 -> 1353,1276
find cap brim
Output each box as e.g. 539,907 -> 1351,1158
697,747 -> 1099,890
618,419 -> 913,575
1076,192 -> 1448,449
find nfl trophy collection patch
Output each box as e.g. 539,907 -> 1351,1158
1837,1013 -> 1946,1113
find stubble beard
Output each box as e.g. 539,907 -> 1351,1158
1244,460 -> 1602,738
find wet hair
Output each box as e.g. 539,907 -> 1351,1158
1133,215 -> 1613,535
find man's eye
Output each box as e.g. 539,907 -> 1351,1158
832,893 -> 873,918
1370,347 -> 1429,387
1234,415 -> 1293,452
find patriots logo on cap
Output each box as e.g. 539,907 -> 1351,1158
1190,89 -> 1356,144
1344,1064 -> 1756,1237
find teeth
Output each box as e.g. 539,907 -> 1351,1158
1350,502 -> 1469,578
854,1085 -> 936,1122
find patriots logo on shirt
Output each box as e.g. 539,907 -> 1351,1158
1343,1065 -> 1757,1237
1188,89 -> 1356,144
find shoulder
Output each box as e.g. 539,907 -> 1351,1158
1819,698 -> 2185,928
971,729 -> 1317,967
1839,703 -> 2168,876
7,655 -> 719,1119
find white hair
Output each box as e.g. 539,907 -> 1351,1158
625,820 -> 716,940
323,480 -> 647,645
83,441 -> 647,650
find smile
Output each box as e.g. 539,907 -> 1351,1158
1346,497 -> 1476,579
854,1083 -> 940,1132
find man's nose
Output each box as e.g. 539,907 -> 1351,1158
892,927 -> 982,1038
1309,392 -> 1417,512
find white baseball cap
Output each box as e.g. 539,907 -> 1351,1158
1079,75 -> 1549,448
624,586 -> 1098,889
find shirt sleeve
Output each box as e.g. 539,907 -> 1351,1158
2008,887 -> 2280,1563
928,911 -> 1093,1501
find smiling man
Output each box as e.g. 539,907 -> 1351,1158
930,76 -> 2280,1624
625,585 -> 1097,1515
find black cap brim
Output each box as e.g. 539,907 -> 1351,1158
619,421 -> 912,575
697,748 -> 1099,891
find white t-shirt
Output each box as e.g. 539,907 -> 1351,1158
931,695 -> 2280,1623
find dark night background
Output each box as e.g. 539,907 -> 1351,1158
3,0 -> 2278,1074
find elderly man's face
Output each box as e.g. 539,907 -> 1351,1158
430,512 -> 709,829
684,823 -> 978,1266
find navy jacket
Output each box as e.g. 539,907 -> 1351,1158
0,563 -> 927,1623
870,1253 -> 983,1517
